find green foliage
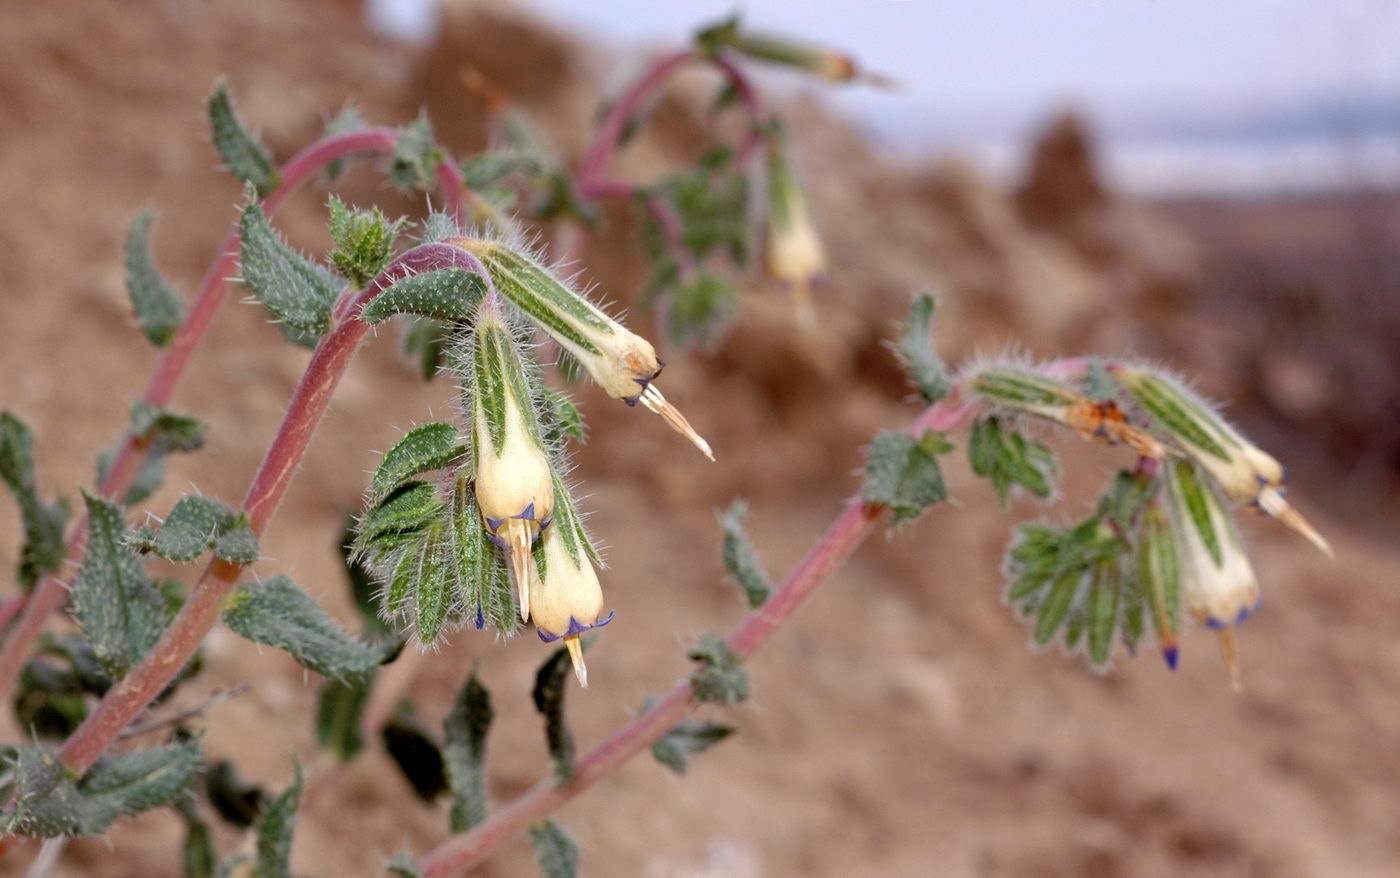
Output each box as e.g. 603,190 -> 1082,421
176,797 -> 217,878
443,669 -> 494,832
124,208 -> 186,347
719,501 -> 771,608
322,105 -> 367,182
537,385 -> 585,446
390,117 -> 444,191
221,575 -> 388,679
129,494 -> 258,564
76,734 -> 204,834
328,196 -> 407,288
532,646 -> 577,787
529,819 -> 580,878
253,759 -> 303,878
71,492 -> 168,679
339,517 -> 390,638
863,430 -> 954,525
130,402 -> 207,454
665,272 -> 740,347
207,80 -> 280,197
239,200 -> 342,342
369,423 -> 466,507
383,711 -> 448,802
0,746 -> 81,836
403,317 -> 453,380
315,676 -> 372,762
355,481 -> 443,552
1083,357 -> 1117,401
0,411 -> 69,589
896,293 -> 951,404
15,636 -> 111,739
358,267 -> 488,325
203,760 -> 264,828
651,716 -> 735,775
968,417 -> 1056,507
387,853 -> 424,878
644,153 -> 750,268
688,634 -> 749,705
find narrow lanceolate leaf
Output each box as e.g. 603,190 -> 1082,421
0,411 -> 68,588
136,494 -> 258,564
863,430 -> 954,525
124,208 -> 186,347
369,422 -> 465,506
222,575 -> 387,679
0,746 -> 81,837
651,718 -> 735,775
390,117 -> 443,191
444,670 -> 494,832
71,492 -> 167,679
1085,560 -> 1120,668
412,527 -> 452,643
239,202 -> 341,339
687,634 -> 749,705
254,760 -> 304,878
529,820 -> 580,878
316,675 -> 373,762
896,293 -> 950,404
340,518 -> 390,638
130,401 -> 207,453
207,80 -> 280,196
1137,501 -> 1182,662
450,478 -> 516,633
719,501 -> 772,608
968,417 -> 1056,507
359,268 -> 488,325
1033,570 -> 1079,646
356,481 -> 443,553
532,647 -> 577,787
383,712 -> 448,802
76,734 -> 203,834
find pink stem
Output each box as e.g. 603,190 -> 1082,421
711,51 -> 768,167
414,393 -> 975,878
53,243 -> 484,777
0,129 -> 465,712
575,49 -> 694,199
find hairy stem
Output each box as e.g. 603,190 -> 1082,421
0,129 -> 465,713
414,393 -> 976,878
53,243 -> 483,776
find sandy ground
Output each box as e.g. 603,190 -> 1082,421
1,2 -> 1398,876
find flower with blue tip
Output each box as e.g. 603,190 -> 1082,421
531,522 -> 613,687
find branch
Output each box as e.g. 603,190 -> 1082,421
0,129 -> 466,712
52,242 -> 485,777
413,392 -> 977,878
574,49 -> 694,199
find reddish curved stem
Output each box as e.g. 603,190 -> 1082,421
414,394 -> 975,878
0,129 -> 465,712
575,49 -> 694,199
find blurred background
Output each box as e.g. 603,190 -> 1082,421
1,0 -> 1398,875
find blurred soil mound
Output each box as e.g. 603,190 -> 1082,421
2,2 -> 1398,877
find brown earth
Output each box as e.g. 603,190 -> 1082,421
1,1 -> 1398,876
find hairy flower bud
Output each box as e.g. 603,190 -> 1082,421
532,523 -> 613,687
1114,365 -> 1330,556
451,238 -> 713,461
967,364 -> 1167,459
731,32 -> 860,82
764,143 -> 826,309
469,302 -> 555,622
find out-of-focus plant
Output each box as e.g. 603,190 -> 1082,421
0,15 -> 1328,878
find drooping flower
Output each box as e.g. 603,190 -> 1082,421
530,492 -> 613,687
1114,365 -> 1330,556
452,237 -> 714,461
468,298 -> 555,622
764,142 -> 826,310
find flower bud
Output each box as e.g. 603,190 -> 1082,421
731,32 -> 860,83
764,143 -> 826,310
1114,365 -> 1330,556
967,364 -> 1167,459
451,237 -> 713,460
469,302 -> 555,622
531,522 -> 614,687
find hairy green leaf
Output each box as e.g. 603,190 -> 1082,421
71,492 -> 167,679
864,430 -> 954,525
0,746 -> 81,836
328,196 -> 407,288
0,411 -> 68,589
719,501 -> 771,608
532,646 -> 576,787
359,267 -> 487,325
356,482 -> 443,553
450,477 -> 517,633
688,634 -> 749,705
316,675 -> 373,762
135,494 -> 258,564
651,717 -> 735,775
390,117 -> 443,191
222,575 -> 386,678
383,712 -> 447,802
968,417 -> 1056,507
529,819 -> 580,878
444,669 -> 494,832
254,759 -> 303,878
130,401 -> 207,454
896,293 -> 950,404
77,734 -> 203,834
124,208 -> 186,347
207,80 -> 280,196
537,385 -> 585,446
322,105 -> 367,182
239,201 -> 341,340
369,422 -> 465,507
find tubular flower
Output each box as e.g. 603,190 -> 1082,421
967,364 -> 1167,459
469,300 -> 555,622
1113,365 -> 1330,556
452,237 -> 713,461
764,142 -> 827,310
1166,459 -> 1258,689
531,515 -> 613,687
